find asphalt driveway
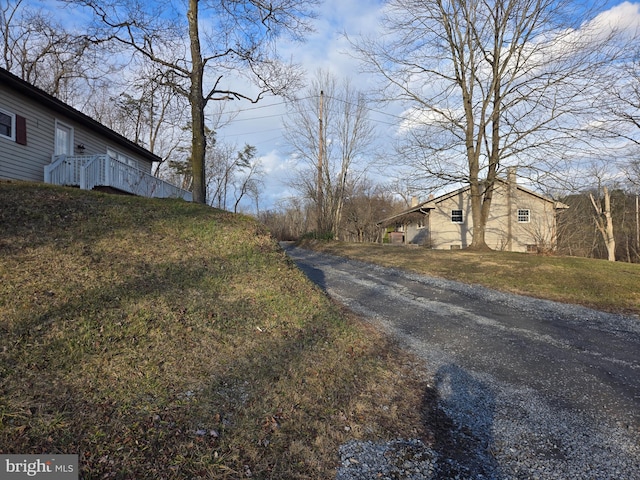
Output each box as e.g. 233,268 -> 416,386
282,243 -> 640,479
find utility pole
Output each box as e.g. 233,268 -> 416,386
317,90 -> 324,234
636,193 -> 640,257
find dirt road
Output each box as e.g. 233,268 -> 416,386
283,244 -> 640,479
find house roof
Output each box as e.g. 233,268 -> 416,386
377,178 -> 569,226
0,67 -> 161,164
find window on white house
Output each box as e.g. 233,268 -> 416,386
0,108 -> 15,140
417,215 -> 426,229
517,209 -> 530,223
451,210 -> 463,223
107,147 -> 137,168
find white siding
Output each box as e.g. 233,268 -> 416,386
0,88 -> 53,181
426,183 -> 557,252
430,192 -> 474,249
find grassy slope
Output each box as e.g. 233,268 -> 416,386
0,182 -> 428,479
301,241 -> 640,317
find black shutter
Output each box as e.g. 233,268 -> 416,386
15,115 -> 26,145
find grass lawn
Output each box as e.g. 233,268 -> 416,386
300,240 -> 640,317
0,182 -> 429,479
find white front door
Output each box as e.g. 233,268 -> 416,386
55,122 -> 73,155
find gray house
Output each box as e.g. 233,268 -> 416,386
0,67 -> 191,200
378,170 -> 569,253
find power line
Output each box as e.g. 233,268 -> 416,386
321,93 -> 408,123
223,127 -> 284,137
211,93 -> 408,142
216,93 -> 406,126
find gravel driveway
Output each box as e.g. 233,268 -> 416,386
282,244 -> 640,479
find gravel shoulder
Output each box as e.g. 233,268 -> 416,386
282,244 -> 640,480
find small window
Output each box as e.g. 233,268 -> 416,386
517,209 -> 530,223
107,147 -> 137,168
451,210 -> 463,223
0,108 -> 15,140
417,216 -> 426,229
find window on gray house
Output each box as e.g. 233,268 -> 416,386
451,209 -> 463,223
0,109 -> 14,139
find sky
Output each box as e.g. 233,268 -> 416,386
215,0 -> 394,212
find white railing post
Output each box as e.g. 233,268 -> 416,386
60,155 -> 69,184
44,155 -> 58,184
80,163 -> 87,190
104,155 -> 111,188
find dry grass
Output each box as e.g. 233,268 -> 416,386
0,182 -> 431,479
300,240 -> 640,317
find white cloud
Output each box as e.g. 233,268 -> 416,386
396,107 -> 462,136
585,1 -> 640,38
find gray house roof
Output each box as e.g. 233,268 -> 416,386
0,67 -> 161,164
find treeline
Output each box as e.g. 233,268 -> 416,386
260,187 -> 405,244
558,189 -> 639,262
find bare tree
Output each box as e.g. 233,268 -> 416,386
67,0 -> 317,204
599,48 -> 640,149
206,132 -> 235,210
352,0 -> 631,250
589,186 -> 616,261
341,180 -> 399,243
259,197 -> 313,241
1,0 -> 101,102
284,69 -> 377,237
84,60 -> 189,178
232,145 -> 264,214
615,53 -> 640,189
205,135 -> 263,212
585,157 -> 625,263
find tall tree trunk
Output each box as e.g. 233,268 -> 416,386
333,167 -> 348,239
590,187 -> 616,261
188,0 -> 206,204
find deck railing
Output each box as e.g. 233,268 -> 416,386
45,155 -> 192,201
